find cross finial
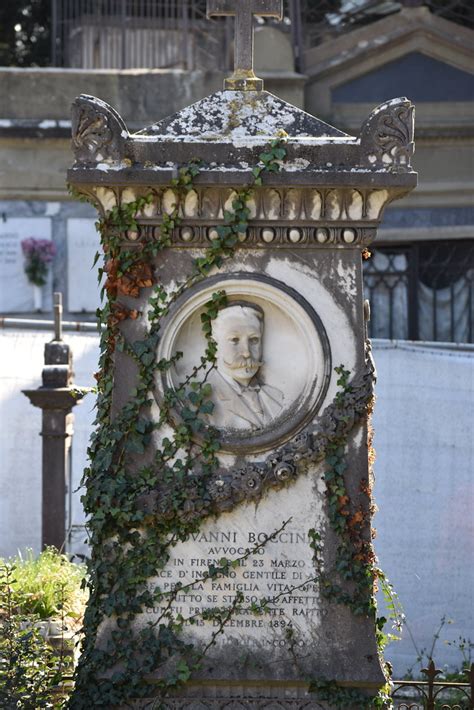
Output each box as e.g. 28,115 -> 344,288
207,0 -> 283,91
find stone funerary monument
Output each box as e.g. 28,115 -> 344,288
68,1 -> 416,707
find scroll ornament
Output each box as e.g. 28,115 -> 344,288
361,97 -> 415,170
71,94 -> 128,164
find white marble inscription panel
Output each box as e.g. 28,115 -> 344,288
0,218 -> 52,313
67,219 -> 101,312
144,474 -> 326,651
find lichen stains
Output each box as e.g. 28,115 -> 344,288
137,90 -> 347,143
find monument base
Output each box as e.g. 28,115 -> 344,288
122,681 -> 384,709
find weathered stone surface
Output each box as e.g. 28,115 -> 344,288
68,91 -> 416,206
102,246 -> 382,702
137,91 -> 346,140
128,688 -> 373,709
68,27 -> 416,702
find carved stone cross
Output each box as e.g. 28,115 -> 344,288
207,0 -> 283,91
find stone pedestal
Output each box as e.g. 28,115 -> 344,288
68,72 -> 415,706
23,331 -> 86,550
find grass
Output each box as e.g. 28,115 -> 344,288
0,547 -> 86,622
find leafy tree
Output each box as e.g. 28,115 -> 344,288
0,0 -> 50,67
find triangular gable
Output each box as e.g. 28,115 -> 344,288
304,6 -> 474,115
333,52 -> 474,104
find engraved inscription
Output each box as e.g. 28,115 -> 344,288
145,477 -> 326,648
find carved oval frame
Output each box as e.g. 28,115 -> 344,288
155,273 -> 331,454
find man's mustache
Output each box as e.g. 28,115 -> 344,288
223,358 -> 263,370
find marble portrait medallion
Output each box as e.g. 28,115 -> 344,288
156,274 -> 331,453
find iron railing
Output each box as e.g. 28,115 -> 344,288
363,240 -> 474,344
392,660 -> 473,709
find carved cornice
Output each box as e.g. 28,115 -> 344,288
97,186 -> 395,224
136,223 -> 375,248
68,93 -> 416,196
87,184 -> 396,249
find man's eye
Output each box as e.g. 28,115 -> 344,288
230,337 -> 240,344
250,337 -> 260,344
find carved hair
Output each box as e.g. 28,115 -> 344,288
217,301 -> 264,319
212,302 -> 264,338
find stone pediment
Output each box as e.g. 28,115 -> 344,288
305,6 -> 474,121
69,91 -> 416,198
136,90 -> 348,142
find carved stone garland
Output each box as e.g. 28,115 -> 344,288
146,340 -> 376,522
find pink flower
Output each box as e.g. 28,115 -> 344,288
21,238 -> 56,286
21,238 -> 56,264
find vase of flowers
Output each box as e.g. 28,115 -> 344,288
21,238 -> 56,312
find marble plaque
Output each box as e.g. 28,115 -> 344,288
67,218 -> 101,312
0,218 -> 52,313
140,474 -> 327,680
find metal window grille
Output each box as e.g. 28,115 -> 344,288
50,0 -> 297,70
363,240 -> 474,343
51,0 -> 227,70
50,0 -> 473,70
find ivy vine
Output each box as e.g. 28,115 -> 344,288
68,135 -> 395,709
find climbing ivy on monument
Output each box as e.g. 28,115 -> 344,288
67,1 -> 416,707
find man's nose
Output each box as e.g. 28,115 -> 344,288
239,339 -> 250,358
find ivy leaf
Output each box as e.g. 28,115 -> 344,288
126,437 -> 145,454
200,401 -> 214,415
201,383 -> 212,397
141,351 -> 155,367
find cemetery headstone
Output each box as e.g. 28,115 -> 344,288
67,218 -> 102,312
0,218 -> 52,313
68,2 -> 416,707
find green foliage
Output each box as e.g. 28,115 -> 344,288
309,364 -> 378,619
376,571 -> 404,655
0,563 -> 74,709
404,615 -> 473,681
251,133 -> 288,186
308,679 -> 392,709
0,548 -> 85,620
308,365 -> 398,707
0,0 -> 50,67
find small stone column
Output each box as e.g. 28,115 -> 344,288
23,293 -> 86,550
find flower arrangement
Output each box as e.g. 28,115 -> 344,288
21,238 -> 56,286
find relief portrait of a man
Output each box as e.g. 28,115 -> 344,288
207,302 -> 284,431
